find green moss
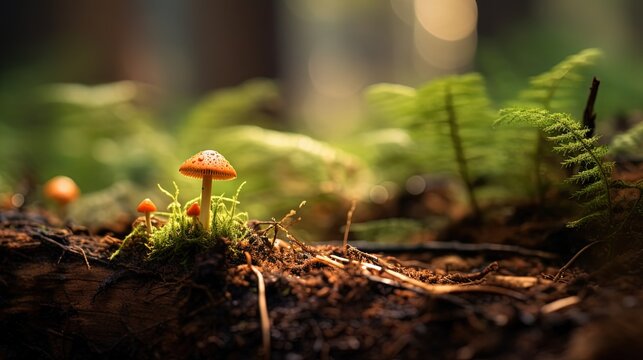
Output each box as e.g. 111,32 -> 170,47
111,181 -> 249,265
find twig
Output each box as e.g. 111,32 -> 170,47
346,244 -> 385,266
315,254 -> 345,269
342,200 -> 357,256
553,240 -> 606,282
285,233 -> 315,255
582,77 -> 600,138
72,245 -> 91,270
540,296 -> 581,314
34,233 -> 95,270
321,240 -> 558,259
321,254 -> 526,300
381,265 -> 525,300
245,252 -> 270,360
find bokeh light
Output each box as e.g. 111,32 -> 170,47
414,0 -> 477,41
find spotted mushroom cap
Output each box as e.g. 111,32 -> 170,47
179,150 -> 237,180
137,198 -> 157,213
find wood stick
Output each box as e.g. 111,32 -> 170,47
319,240 -> 557,259
245,252 -> 270,360
582,77 -> 600,138
342,200 -> 357,257
553,240 -> 605,282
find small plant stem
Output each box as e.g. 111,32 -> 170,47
191,216 -> 201,231
201,175 -> 213,231
553,240 -> 606,282
245,252 -> 270,360
144,212 -> 152,235
342,200 -> 357,257
444,87 -> 480,217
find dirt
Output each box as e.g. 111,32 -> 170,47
1,206 -> 642,360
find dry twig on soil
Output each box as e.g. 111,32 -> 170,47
245,252 -> 271,360
324,240 -> 558,259
342,199 -> 357,256
320,253 -> 526,300
553,240 -> 606,282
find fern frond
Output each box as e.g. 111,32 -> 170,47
498,107 -> 614,227
520,48 -> 602,112
364,83 -> 418,127
610,120 -> 643,157
497,50 -> 601,202
415,73 -> 499,215
365,74 -> 534,203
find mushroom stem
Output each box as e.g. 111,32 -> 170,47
144,212 -> 152,235
201,175 -> 213,231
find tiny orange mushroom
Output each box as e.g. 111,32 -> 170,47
44,176 -> 80,218
179,150 -> 237,232
187,202 -> 201,218
137,198 -> 157,235
186,202 -> 201,229
44,176 -> 80,205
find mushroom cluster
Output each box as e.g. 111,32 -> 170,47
179,150 -> 237,232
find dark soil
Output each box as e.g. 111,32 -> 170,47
1,206 -> 642,360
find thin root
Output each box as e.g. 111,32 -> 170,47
245,252 -> 271,360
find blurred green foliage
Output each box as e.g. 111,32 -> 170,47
0,48 -> 640,244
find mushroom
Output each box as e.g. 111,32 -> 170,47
137,198 -> 157,235
44,176 -> 80,218
179,150 -> 237,232
186,202 -> 201,228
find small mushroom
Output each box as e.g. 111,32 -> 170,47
179,150 -> 237,232
186,202 -> 201,228
44,176 -> 80,218
137,198 -> 157,235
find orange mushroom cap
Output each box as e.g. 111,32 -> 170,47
137,198 -> 157,213
179,150 -> 237,180
44,176 -> 80,205
186,203 -> 201,217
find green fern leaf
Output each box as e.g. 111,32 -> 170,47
364,83 -> 418,127
610,120 -> 643,157
498,107 -> 614,227
520,48 -> 602,112
497,50 -> 602,202
415,73 -> 500,215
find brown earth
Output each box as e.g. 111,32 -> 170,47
1,206 -> 642,360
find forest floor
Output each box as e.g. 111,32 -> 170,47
1,200 -> 642,359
